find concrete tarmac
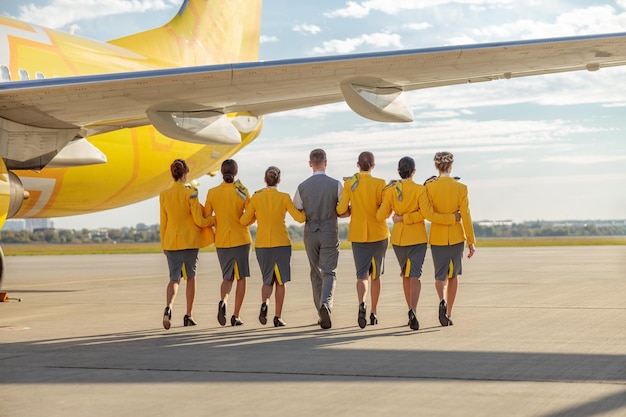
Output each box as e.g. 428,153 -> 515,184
1,246 -> 625,417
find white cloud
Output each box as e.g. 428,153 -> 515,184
310,32 -> 402,54
293,23 -> 321,35
603,102 -> 626,108
416,110 -> 462,119
260,35 -> 279,44
326,0 -> 514,19
231,113 -> 623,223
324,1 -> 372,19
401,66 -> 626,114
263,117 -> 590,158
267,102 -> 350,120
403,22 -> 432,31
473,173 -> 626,192
15,0 -> 175,29
540,154 -> 626,165
460,5 -> 626,43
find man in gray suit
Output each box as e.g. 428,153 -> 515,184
293,149 -> 346,329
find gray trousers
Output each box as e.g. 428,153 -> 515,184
304,230 -> 339,312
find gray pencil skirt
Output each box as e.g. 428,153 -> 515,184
216,244 -> 251,281
164,248 -> 199,281
255,245 -> 292,286
351,238 -> 388,280
392,243 -> 427,278
431,242 -> 464,281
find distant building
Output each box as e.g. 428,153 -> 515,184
91,228 -> 109,241
478,220 -> 514,227
3,218 -> 55,232
3,219 -> 26,231
25,219 -> 54,231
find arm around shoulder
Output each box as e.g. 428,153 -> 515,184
376,191 -> 393,221
285,194 -> 306,223
189,193 -> 214,228
240,198 -> 257,226
336,181 -> 350,216
459,185 -> 476,247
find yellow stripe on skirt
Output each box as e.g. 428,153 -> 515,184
274,264 -> 283,285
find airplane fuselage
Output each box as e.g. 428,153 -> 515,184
0,11 -> 262,219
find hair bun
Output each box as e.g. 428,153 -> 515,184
434,152 -> 454,164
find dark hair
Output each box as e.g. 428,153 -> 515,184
264,166 -> 281,187
434,152 -> 454,173
170,159 -> 189,181
221,159 -> 238,183
398,156 -> 415,179
309,148 -> 326,166
358,151 -> 375,171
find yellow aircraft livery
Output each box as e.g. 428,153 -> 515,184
2,0 -> 626,278
0,0 -> 262,224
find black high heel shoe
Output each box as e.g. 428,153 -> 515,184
408,309 -> 419,331
358,302 -> 367,329
273,316 -> 286,327
370,312 -> 378,325
183,314 -> 197,326
259,302 -> 268,325
163,307 -> 171,330
231,315 -> 243,326
217,300 -> 226,326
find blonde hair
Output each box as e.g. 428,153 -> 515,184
434,152 -> 454,173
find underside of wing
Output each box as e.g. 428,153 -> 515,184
2,32 -> 626,163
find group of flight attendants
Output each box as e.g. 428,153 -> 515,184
158,149 -> 475,332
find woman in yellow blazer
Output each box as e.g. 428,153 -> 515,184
240,166 -> 306,327
426,151 -> 476,326
336,151 -> 389,328
204,159 -> 252,326
376,156 -> 457,331
159,159 -> 215,330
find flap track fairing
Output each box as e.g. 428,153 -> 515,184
340,78 -> 414,123
147,107 -> 260,145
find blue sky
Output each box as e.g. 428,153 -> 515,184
4,0 -> 626,229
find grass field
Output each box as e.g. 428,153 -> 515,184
2,236 -> 625,256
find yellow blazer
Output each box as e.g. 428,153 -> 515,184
336,171 -> 389,243
204,181 -> 252,248
160,182 -> 215,250
376,179 -> 456,246
240,187 -> 306,248
426,176 -> 476,246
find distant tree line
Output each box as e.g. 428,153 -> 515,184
473,221 -> 626,238
1,221 -> 624,244
0,223 -> 158,244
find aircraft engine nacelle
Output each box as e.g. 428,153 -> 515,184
0,161 -> 29,230
0,158 -> 6,289
0,162 -> 29,289
7,171 -> 28,219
